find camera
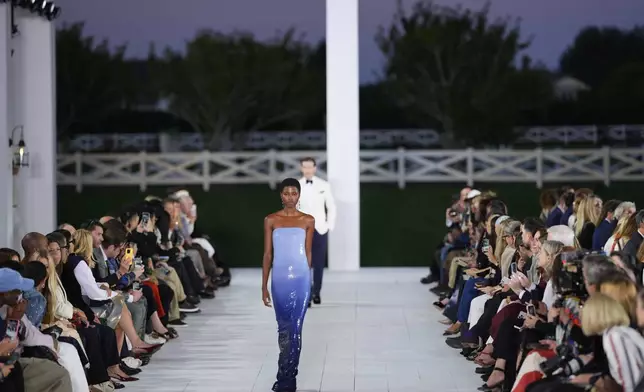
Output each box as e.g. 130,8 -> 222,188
555,251 -> 588,300
540,344 -> 585,378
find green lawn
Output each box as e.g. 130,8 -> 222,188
58,182 -> 644,267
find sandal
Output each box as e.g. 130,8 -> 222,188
486,367 -> 505,389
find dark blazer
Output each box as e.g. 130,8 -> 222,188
592,219 -> 616,251
623,231 -> 644,265
546,207 -> 563,228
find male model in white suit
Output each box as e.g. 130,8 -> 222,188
298,157 -> 336,305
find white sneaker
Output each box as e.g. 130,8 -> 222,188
144,334 -> 167,345
122,357 -> 142,369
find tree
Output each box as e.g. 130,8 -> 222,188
595,62 -> 644,124
154,30 -> 325,149
56,23 -> 132,139
560,26 -> 644,89
376,1 -> 553,146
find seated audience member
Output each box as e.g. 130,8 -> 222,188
592,199 -> 621,251
580,294 -> 644,392
20,232 -> 48,264
174,190 -> 231,285
538,189 -> 557,223
0,248 -> 20,265
0,268 -> 87,392
604,213 -> 637,255
46,231 -> 130,391
547,224 -> 579,249
574,195 -> 602,250
59,230 -> 160,358
614,201 -> 637,222
623,209 -> 644,262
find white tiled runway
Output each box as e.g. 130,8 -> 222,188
127,268 -> 482,392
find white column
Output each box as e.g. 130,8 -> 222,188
0,5 -> 14,247
14,13 -> 57,239
326,0 -> 360,271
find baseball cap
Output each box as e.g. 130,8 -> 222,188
0,268 -> 34,293
466,189 -> 482,200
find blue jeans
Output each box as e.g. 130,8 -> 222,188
438,244 -> 453,283
456,277 -> 485,323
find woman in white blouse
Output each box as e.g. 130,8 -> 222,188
46,232 -> 138,387
604,214 -> 637,254
60,230 -> 160,382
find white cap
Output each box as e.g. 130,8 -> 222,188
466,189 -> 481,200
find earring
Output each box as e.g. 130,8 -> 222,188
296,201 -> 301,210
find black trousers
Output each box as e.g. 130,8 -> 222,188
1,361 -> 25,392
93,323 -> 121,367
469,295 -> 504,342
311,231 -> 328,296
169,256 -> 204,296
157,282 -> 174,325
77,323 -> 114,385
140,285 -> 158,320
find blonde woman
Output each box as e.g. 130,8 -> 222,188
509,240 -> 563,310
598,275 -> 638,322
59,230 -> 160,365
605,214 -> 637,254
581,294 -> 644,392
575,195 -> 602,249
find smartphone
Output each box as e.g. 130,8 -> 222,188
141,212 -> 150,227
527,304 -> 536,317
157,256 -> 169,262
132,282 -> 140,290
3,351 -> 19,365
123,247 -> 134,266
190,204 -> 197,216
5,319 -> 20,340
510,262 -> 518,275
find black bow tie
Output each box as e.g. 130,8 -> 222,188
306,180 -> 313,184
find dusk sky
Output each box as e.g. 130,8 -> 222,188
55,0 -> 644,83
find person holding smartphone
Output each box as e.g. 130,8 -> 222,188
0,268 -> 74,392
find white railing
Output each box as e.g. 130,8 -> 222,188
65,125 -> 644,152
57,147 -> 644,192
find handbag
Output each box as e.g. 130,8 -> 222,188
91,294 -> 126,329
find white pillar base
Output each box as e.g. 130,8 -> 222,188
326,0 -> 360,271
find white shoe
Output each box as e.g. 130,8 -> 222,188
122,357 -> 142,369
144,334 -> 167,345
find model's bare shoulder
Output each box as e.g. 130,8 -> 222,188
304,213 -> 315,224
264,213 -> 277,225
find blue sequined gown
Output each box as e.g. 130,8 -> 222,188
271,227 -> 311,392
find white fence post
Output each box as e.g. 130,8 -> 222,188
74,151 -> 83,193
397,147 -> 405,189
602,146 -> 611,187
268,149 -> 277,190
139,151 -> 147,192
466,148 -> 474,187
536,147 -> 543,189
202,151 -> 210,191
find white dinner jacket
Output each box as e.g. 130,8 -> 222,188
298,176 -> 336,235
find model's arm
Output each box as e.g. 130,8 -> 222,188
305,216 -> 315,269
262,216 -> 273,291
324,182 -> 337,231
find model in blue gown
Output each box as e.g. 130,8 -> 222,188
271,227 -> 311,392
